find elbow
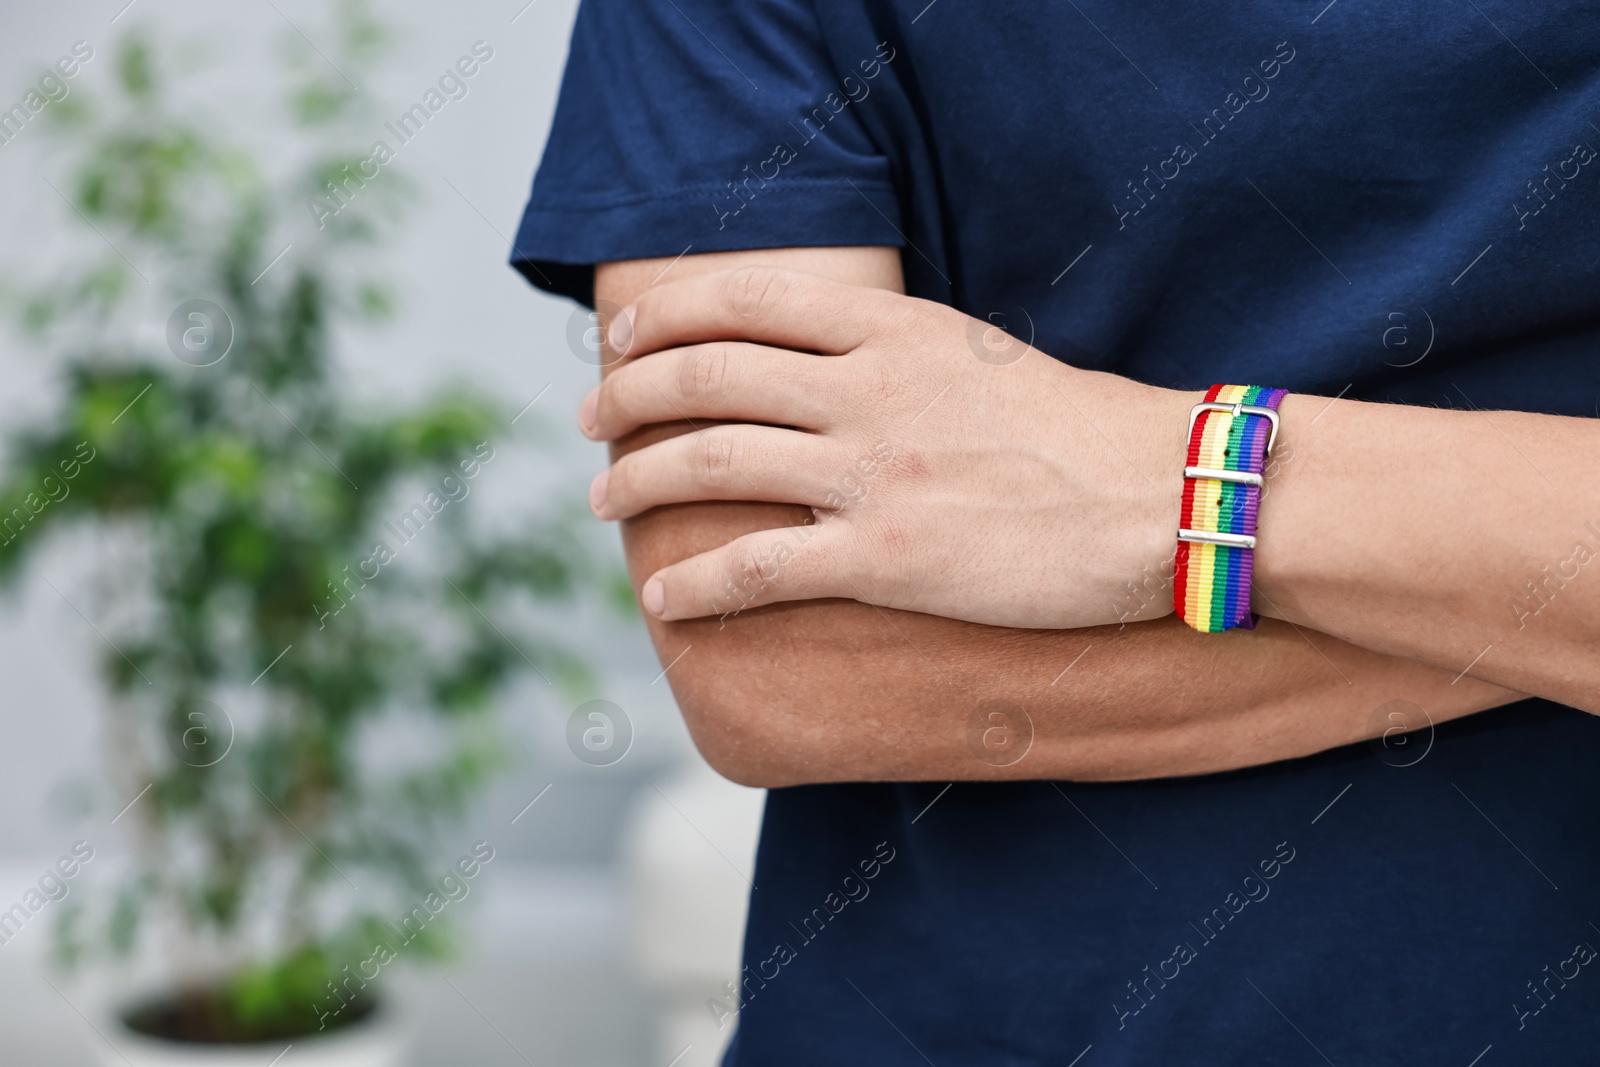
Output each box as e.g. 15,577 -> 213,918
667,660 -> 828,789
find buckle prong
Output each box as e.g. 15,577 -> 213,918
1186,401 -> 1282,456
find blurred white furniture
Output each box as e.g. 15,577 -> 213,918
622,762 -> 765,1067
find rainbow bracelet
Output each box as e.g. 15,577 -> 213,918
1173,384 -> 1289,633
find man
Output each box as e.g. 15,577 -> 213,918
514,1 -> 1600,1062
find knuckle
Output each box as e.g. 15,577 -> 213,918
708,546 -> 764,616
724,265 -> 787,322
731,542 -> 767,587
679,344 -> 732,407
728,536 -> 793,600
696,428 -> 740,487
746,536 -> 793,585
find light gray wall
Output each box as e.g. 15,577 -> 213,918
0,0 -> 692,865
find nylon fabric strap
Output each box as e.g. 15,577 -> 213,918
1174,383 -> 1289,633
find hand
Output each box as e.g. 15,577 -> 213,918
581,266 -> 1198,629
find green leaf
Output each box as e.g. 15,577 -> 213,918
117,36 -> 155,100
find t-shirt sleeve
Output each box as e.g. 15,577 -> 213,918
511,0 -> 903,306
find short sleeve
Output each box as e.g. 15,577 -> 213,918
511,0 -> 903,306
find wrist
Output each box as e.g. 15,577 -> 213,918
1076,371 -> 1200,624
1143,385 -> 1206,618
1139,381 -> 1206,555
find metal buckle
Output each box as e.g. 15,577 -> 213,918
1186,401 -> 1281,457
1178,400 -> 1279,552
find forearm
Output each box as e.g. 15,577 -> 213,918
597,250 -> 1520,786
622,482 -> 1518,785
1255,394 -> 1600,711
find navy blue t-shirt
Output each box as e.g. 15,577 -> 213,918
515,2 -> 1600,1062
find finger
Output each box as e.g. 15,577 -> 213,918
612,266 -> 899,359
639,522 -> 848,621
594,424 -> 843,520
585,342 -> 840,441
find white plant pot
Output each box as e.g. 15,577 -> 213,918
86,1000 -> 411,1067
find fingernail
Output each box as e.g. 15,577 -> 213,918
641,577 -> 665,617
609,306 -> 634,357
588,468 -> 610,517
579,387 -> 599,436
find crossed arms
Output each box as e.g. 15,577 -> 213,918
595,246 -> 1529,787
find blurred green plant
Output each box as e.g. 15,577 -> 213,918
0,4 -> 616,1042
